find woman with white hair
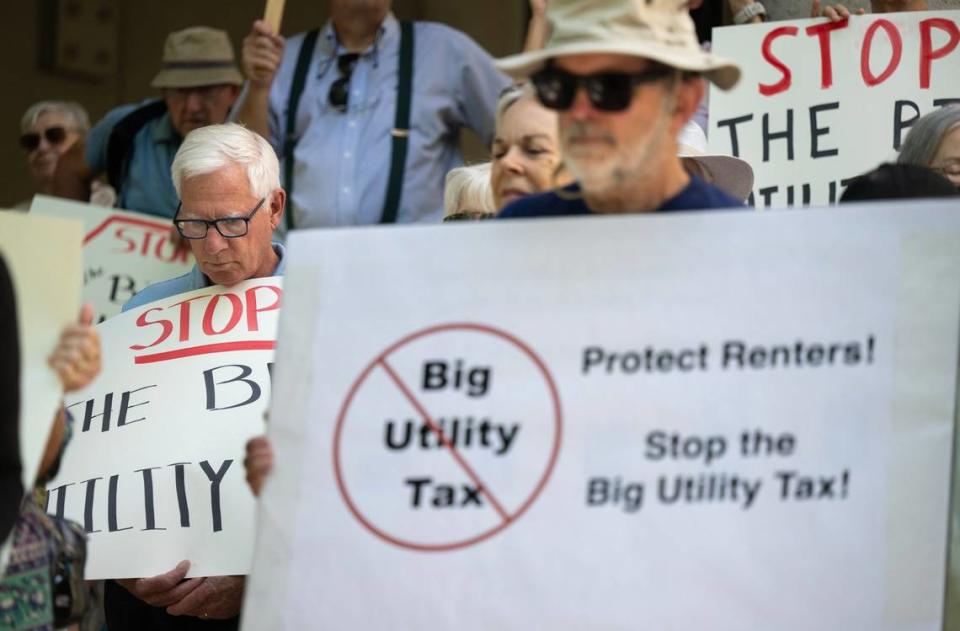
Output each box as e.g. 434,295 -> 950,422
898,106 -> 960,189
17,101 -> 90,206
443,163 -> 496,221
490,83 -> 570,212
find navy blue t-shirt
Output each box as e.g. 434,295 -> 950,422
498,176 -> 744,218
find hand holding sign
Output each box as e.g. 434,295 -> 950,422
165,575 -> 244,619
116,560 -> 202,608
810,0 -> 865,21
243,20 -> 285,90
48,304 -> 101,393
244,436 -> 273,497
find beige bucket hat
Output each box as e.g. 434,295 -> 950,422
151,27 -> 244,89
497,0 -> 741,91
678,121 -> 754,201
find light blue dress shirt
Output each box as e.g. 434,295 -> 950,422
267,13 -> 509,228
121,242 -> 287,312
85,100 -> 181,219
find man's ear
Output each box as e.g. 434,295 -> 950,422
269,188 -> 286,230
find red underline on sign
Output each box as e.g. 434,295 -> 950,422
377,357 -> 512,524
134,340 -> 276,364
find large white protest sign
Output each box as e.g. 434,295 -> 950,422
30,195 -> 194,322
0,213 -> 82,493
46,277 -> 281,579
244,203 -> 960,630
709,11 -> 960,208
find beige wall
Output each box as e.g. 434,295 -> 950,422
2,0 -> 524,206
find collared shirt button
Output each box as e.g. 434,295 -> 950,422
344,151 -> 352,159
343,187 -> 351,194
348,120 -> 357,128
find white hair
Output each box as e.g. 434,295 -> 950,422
495,83 -> 536,137
444,163 -> 496,217
171,123 -> 279,199
20,101 -> 90,133
898,106 -> 960,169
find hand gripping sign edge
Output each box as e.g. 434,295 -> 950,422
332,322 -> 563,552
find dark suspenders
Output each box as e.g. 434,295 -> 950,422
380,20 -> 414,225
283,22 -> 415,231
283,28 -> 319,233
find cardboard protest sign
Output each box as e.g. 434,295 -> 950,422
45,277 -> 281,579
30,195 -> 194,322
0,213 -> 82,493
709,11 -> 960,208
244,202 -> 960,630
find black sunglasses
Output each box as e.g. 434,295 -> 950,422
530,65 -> 676,112
174,198 -> 266,239
328,53 -> 361,112
20,126 -> 67,152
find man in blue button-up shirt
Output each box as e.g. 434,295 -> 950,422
239,0 -> 510,228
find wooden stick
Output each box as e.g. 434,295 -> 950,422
264,0 -> 286,33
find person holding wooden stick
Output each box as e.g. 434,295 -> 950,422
238,0 -> 510,232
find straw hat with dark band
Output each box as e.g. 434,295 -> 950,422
151,27 -> 244,89
496,0 -> 741,91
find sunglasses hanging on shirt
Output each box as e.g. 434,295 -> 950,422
328,53 -> 361,112
19,126 -> 68,152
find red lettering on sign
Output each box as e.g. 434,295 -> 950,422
245,285 -> 282,333
759,26 -> 799,96
110,225 -> 188,264
202,294 -> 244,336
861,19 -> 903,86
128,285 -> 283,362
920,18 -> 960,89
140,231 -> 154,257
804,18 -> 848,89
170,295 -> 209,342
129,308 -> 174,351
114,228 -> 137,254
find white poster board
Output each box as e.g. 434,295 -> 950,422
46,277 -> 281,579
30,195 -> 194,322
0,213 -> 82,492
245,202 -> 960,630
709,11 -> 960,208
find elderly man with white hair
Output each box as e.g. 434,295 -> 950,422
122,123 -> 286,313
107,123 -> 285,630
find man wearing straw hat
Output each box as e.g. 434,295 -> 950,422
54,27 -> 243,219
497,0 -> 747,217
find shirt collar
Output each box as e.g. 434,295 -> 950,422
151,110 -> 179,144
317,12 -> 398,60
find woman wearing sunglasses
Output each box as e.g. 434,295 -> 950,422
15,102 -> 90,209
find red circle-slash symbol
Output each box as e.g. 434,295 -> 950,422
333,323 -> 563,552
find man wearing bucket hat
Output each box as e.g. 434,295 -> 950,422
53,27 -> 243,219
497,0 -> 747,218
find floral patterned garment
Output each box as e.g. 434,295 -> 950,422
0,492 -> 55,630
